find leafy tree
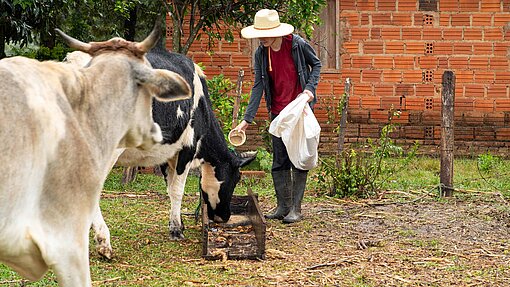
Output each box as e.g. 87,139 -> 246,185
163,0 -> 326,54
0,0 -> 38,58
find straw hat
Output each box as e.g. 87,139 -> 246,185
241,9 -> 294,39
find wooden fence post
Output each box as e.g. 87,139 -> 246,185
440,71 -> 455,197
338,78 -> 351,153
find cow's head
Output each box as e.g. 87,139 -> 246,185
56,23 -> 191,150
201,151 -> 257,222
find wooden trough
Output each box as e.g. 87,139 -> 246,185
202,188 -> 266,260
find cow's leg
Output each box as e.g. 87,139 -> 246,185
91,205 -> 113,259
46,227 -> 92,287
165,156 -> 190,240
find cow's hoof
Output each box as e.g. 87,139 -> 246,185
169,229 -> 185,240
97,245 -> 114,260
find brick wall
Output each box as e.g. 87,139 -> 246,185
172,0 -> 510,156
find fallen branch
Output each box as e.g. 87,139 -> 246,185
92,276 -> 122,286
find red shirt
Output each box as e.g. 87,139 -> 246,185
268,35 -> 301,115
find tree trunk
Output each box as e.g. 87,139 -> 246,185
0,23 -> 6,59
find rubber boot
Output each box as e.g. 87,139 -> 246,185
265,170 -> 292,220
283,170 -> 307,223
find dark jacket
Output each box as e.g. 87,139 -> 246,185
243,34 -> 322,123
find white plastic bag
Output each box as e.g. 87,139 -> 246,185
269,93 -> 321,170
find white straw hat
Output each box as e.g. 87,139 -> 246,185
241,9 -> 294,39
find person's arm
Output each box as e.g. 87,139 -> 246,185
302,40 -> 322,98
240,48 -> 265,125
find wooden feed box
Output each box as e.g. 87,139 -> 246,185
202,188 -> 266,260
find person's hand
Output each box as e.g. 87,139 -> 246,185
303,89 -> 314,102
234,120 -> 249,132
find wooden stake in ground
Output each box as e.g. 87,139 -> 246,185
440,71 -> 455,197
338,78 -> 351,154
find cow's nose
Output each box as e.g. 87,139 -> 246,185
150,123 -> 163,143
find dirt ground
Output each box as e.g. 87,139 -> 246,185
249,191 -> 510,286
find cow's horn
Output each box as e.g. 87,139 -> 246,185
55,29 -> 92,53
136,20 -> 161,53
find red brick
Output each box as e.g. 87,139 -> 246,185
453,42 -> 473,55
398,0 -> 416,11
434,42 -> 454,55
474,99 -> 496,112
465,84 -> 486,97
469,57 -> 490,70
485,112 -> 506,126
416,84 -> 435,97
443,28 -> 464,40
348,96 -> 362,108
451,14 -> 471,27
362,70 -> 383,82
487,84 -> 508,98
440,1 -> 459,11
484,28 -> 504,40
495,99 -> 510,111
342,69 -> 362,83
374,85 -> 395,97
449,57 -> 470,69
351,28 -> 370,40
494,42 -> 510,56
369,110 -> 391,124
496,127 -> 510,140
405,98 -> 425,110
472,14 -> 493,26
464,28 -> 483,40
455,70 -> 475,83
473,42 -> 494,55
383,70 -> 403,82
221,42 -> 240,53
352,56 -> 373,68
418,56 -> 438,68
403,70 -> 423,83
370,28 -> 382,39
378,0 -> 396,11
358,0 -> 376,10
393,13 -> 413,25
354,84 -> 374,96
406,42 -> 425,54
474,71 -> 496,83
456,97 -> 475,111
459,0 -> 480,11
340,0 -> 356,10
480,0 -> 502,12
364,41 -> 384,54
231,54 -> 250,67
437,57 -> 449,68
402,28 -> 422,40
361,96 -> 381,109
490,57 -> 509,70
372,13 -> 391,25
495,71 -> 510,83
440,14 -> 451,26
380,95 -> 402,109
423,28 -> 443,40
494,14 -> 510,26
344,42 -> 360,54
394,57 -> 416,69
361,13 -> 370,25
373,56 -> 394,68
396,84 -> 415,97
381,28 -> 401,40
342,12 -> 360,25
385,41 -> 405,54
342,55 -> 353,68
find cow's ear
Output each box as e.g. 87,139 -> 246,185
237,151 -> 257,168
133,64 -> 191,102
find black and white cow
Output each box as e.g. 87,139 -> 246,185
91,45 -> 256,258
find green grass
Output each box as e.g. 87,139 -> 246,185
3,156 -> 510,285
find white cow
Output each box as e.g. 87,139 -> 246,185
0,25 -> 191,287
